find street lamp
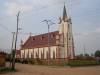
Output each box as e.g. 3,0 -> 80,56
41,20 -> 55,64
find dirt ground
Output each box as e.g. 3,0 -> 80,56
1,63 -> 100,75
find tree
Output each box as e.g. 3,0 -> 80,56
84,53 -> 89,57
95,50 -> 100,57
79,54 -> 83,57
91,53 -> 94,57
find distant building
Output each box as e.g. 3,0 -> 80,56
19,5 -> 75,64
0,52 -> 6,67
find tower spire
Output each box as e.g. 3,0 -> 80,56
63,4 -> 67,21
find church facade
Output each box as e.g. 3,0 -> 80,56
20,5 -> 75,64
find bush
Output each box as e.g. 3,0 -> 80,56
34,58 -> 43,65
68,60 -> 100,67
95,50 -> 100,57
15,59 -> 20,63
0,67 -> 17,74
28,59 -> 35,64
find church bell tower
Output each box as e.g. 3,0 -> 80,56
59,4 -> 75,59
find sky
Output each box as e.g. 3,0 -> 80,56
0,0 -> 100,55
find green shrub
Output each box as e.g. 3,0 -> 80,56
28,59 -> 35,64
0,67 -> 17,74
34,58 -> 43,65
67,60 -> 100,67
27,58 -> 43,65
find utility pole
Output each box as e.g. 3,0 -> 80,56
10,32 -> 15,68
41,20 -> 55,65
83,44 -> 86,57
12,11 -> 20,70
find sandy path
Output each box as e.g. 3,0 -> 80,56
1,63 -> 100,75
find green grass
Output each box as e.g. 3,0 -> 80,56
67,60 -> 100,67
0,67 -> 17,74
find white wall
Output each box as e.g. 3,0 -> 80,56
21,50 -> 24,58
58,18 -> 75,59
38,48 -> 43,59
50,46 -> 57,59
20,46 -> 58,59
29,49 -> 33,58
25,49 -> 29,58
44,47 -> 48,59
34,48 -> 38,58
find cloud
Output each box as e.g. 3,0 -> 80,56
74,27 -> 100,54
74,26 -> 100,37
95,27 -> 100,33
4,0 -> 66,16
5,2 -> 33,15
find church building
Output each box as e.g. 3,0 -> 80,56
20,5 -> 75,64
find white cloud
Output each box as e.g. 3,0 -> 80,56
5,2 -> 33,15
4,0 -> 65,16
95,27 -> 100,33
74,26 -> 100,37
74,27 -> 100,54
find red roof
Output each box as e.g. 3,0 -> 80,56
21,31 -> 59,49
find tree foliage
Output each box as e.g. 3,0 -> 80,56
95,50 -> 100,57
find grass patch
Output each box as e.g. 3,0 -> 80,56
0,67 -> 17,74
67,60 -> 100,67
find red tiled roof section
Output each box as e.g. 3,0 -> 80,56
21,31 -> 59,49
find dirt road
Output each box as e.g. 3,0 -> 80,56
1,63 -> 100,75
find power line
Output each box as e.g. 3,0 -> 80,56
0,24 -> 12,33
0,24 -> 42,36
19,0 -> 66,18
0,23 -> 45,36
